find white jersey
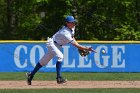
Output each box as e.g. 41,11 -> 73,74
52,26 -> 75,46
40,26 -> 75,66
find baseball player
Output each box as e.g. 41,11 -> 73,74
26,15 -> 95,85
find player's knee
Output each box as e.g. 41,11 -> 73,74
57,55 -> 64,62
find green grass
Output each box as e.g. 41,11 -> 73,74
0,72 -> 140,81
0,88 -> 140,93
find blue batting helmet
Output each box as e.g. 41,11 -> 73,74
65,16 -> 76,22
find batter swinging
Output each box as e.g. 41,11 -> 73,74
26,15 -> 95,85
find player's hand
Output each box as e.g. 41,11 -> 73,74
88,47 -> 97,53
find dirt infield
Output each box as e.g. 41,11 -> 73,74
0,81 -> 140,89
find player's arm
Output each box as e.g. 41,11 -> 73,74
71,37 -> 96,52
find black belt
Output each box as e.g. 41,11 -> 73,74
54,41 -> 62,46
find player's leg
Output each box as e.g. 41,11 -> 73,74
40,43 -> 66,84
53,48 -> 67,84
26,38 -> 56,85
26,49 -> 55,85
56,61 -> 67,84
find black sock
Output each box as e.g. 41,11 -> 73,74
30,62 -> 42,76
56,61 -> 62,78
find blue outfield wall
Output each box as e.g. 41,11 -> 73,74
0,41 -> 140,72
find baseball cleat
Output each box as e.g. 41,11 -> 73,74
25,72 -> 32,85
56,77 -> 67,84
